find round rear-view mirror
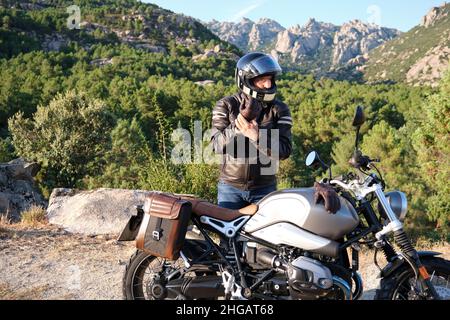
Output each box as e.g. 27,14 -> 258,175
305,151 -> 318,167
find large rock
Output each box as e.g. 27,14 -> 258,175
4,158 -> 40,182
206,18 -> 254,50
332,20 -> 400,66
421,5 -> 449,28
0,158 -> 46,220
406,45 -> 450,87
276,30 -> 296,53
248,18 -> 285,50
46,188 -> 153,235
0,193 -> 9,215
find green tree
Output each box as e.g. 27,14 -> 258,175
331,133 -> 357,176
84,117 -> 149,189
412,72 -> 450,230
361,121 -> 404,188
0,137 -> 14,163
2,15 -> 11,29
8,90 -> 115,193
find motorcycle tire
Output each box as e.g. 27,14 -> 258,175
122,250 -> 220,300
375,257 -> 450,300
122,250 -> 168,300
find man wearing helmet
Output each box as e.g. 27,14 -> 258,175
210,52 -> 292,210
211,52 -> 340,214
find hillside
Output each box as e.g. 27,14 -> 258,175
363,3 -> 450,87
206,17 -> 400,75
0,0 -> 241,136
0,0 -> 240,59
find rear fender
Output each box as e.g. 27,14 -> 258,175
117,206 -> 144,241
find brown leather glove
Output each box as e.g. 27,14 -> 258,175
313,182 -> 341,214
239,94 -> 263,121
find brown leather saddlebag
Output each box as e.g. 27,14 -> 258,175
136,192 -> 192,260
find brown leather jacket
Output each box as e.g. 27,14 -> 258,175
211,92 -> 292,190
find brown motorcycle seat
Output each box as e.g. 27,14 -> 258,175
178,195 -> 258,222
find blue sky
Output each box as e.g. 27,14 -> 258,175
143,0 -> 445,31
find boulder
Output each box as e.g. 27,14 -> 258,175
0,171 -> 7,187
0,192 -> 9,215
194,80 -> 215,86
0,158 -> 46,220
47,188 -> 153,235
5,158 -> 40,182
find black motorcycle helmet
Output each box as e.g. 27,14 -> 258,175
235,52 -> 282,102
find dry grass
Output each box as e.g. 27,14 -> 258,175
0,212 -> 13,238
0,283 -> 50,300
20,205 -> 47,227
0,213 -> 11,225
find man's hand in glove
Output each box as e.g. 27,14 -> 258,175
236,114 -> 259,142
313,182 -> 341,214
236,95 -> 262,142
239,94 -> 263,122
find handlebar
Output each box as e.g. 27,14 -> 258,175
349,150 -> 380,170
330,174 -> 403,239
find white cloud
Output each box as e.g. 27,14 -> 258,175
230,1 -> 265,22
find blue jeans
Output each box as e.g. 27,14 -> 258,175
217,181 -> 277,210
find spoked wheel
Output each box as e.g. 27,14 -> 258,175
122,250 -> 222,300
376,257 -> 450,300
122,250 -> 183,300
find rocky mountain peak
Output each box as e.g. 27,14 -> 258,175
206,15 -> 401,72
363,2 -> 450,86
421,3 -> 449,28
303,18 -> 322,31
239,17 -> 254,24
287,24 -> 302,35
255,17 -> 284,28
332,20 -> 401,66
248,18 -> 285,50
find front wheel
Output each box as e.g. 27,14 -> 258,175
375,257 -> 450,300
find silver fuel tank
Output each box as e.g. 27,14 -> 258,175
244,188 -> 359,257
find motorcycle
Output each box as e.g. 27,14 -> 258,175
119,106 -> 450,300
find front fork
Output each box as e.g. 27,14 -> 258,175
392,229 -> 441,299
374,186 -> 441,300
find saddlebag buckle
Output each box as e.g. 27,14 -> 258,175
152,230 -> 161,241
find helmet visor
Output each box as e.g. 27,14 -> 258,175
248,55 -> 282,78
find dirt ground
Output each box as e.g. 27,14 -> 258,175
0,224 -> 448,300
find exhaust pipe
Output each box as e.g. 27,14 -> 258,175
332,276 -> 353,300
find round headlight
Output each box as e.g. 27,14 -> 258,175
380,191 -> 408,221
